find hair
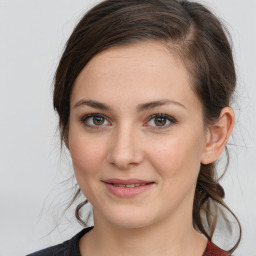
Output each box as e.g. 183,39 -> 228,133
53,0 -> 241,253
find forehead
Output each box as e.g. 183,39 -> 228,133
76,41 -> 183,83
71,41 -> 201,112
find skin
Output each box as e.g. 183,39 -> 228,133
67,40 -> 234,256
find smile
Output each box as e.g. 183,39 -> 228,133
103,180 -> 155,198
111,183 -> 147,187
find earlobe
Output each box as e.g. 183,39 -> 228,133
201,107 -> 234,164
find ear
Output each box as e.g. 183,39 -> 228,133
201,107 -> 235,164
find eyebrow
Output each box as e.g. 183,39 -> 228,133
73,99 -> 186,112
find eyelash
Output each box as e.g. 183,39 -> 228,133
80,113 -> 177,130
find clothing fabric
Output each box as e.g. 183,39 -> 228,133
27,226 -> 231,256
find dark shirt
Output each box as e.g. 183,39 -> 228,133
27,226 -> 230,256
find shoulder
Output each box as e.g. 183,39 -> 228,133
26,226 -> 94,256
26,241 -> 69,256
203,240 -> 231,256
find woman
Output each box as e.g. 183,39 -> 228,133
28,0 -> 242,255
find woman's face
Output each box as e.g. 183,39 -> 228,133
68,41 -> 208,229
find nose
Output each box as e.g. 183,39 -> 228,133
107,124 -> 144,169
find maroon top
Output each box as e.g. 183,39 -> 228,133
204,240 -> 231,255
27,226 -> 231,256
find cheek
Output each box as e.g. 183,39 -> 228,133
68,132 -> 106,178
151,132 -> 203,181
68,132 -> 109,203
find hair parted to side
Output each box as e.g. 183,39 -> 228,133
53,0 -> 241,253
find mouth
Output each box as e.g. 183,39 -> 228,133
103,178 -> 154,185
106,183 -> 151,188
102,179 -> 155,198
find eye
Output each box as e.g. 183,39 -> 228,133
80,113 -> 177,130
146,113 -> 177,129
80,113 -> 110,129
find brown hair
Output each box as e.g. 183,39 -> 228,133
53,0 -> 241,252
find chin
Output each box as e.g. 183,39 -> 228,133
101,207 -> 157,230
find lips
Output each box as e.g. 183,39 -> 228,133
103,178 -> 154,185
102,178 -> 155,198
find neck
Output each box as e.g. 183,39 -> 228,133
80,209 -> 207,256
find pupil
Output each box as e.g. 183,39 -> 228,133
155,117 -> 166,126
93,116 -> 104,125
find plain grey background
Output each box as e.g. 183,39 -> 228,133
0,0 -> 255,255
